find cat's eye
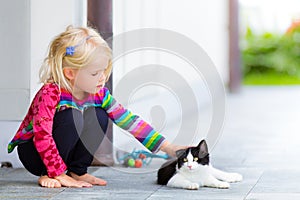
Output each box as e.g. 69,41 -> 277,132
183,158 -> 188,162
193,157 -> 198,161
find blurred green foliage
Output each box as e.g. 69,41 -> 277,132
241,26 -> 300,84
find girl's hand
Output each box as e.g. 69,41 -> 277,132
54,173 -> 92,188
160,141 -> 188,157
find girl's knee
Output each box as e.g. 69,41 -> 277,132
53,108 -> 84,135
84,107 -> 108,133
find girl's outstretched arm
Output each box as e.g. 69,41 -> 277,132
100,87 -> 165,153
159,141 -> 188,157
99,87 -> 188,156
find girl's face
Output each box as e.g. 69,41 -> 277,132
70,48 -> 110,98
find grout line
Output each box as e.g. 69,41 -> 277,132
50,188 -> 67,199
145,185 -> 164,200
243,170 -> 265,200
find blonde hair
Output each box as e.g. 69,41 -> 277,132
39,25 -> 112,91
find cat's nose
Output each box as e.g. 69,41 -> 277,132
188,165 -> 192,169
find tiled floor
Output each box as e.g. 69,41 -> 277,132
1,86 -> 300,200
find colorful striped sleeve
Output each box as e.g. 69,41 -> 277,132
100,88 -> 166,153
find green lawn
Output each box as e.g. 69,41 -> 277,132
243,72 -> 300,85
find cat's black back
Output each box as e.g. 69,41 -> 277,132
157,158 -> 177,185
157,140 -> 209,185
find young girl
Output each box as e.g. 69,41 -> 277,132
7,26 -> 185,188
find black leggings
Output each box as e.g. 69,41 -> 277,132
17,107 -> 108,176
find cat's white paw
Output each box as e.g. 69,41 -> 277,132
215,181 -> 230,189
225,173 -> 243,183
185,183 -> 200,190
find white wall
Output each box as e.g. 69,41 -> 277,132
0,0 -> 31,167
0,0 -> 31,120
158,0 -> 229,81
113,0 -> 229,82
30,0 -> 78,97
112,0 -> 229,152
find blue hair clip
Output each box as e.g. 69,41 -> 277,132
65,36 -> 92,56
65,46 -> 75,56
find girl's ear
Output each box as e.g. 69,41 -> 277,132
63,67 -> 76,81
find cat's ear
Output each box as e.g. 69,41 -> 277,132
175,149 -> 186,158
197,140 -> 208,158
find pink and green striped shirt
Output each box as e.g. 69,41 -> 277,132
8,83 -> 166,177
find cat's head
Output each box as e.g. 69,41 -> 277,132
176,140 -> 209,171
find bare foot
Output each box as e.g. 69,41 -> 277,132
54,173 -> 92,188
38,175 -> 61,188
69,172 -> 107,186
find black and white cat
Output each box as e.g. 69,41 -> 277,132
157,140 -> 242,190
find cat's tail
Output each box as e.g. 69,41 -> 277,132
157,158 -> 177,185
